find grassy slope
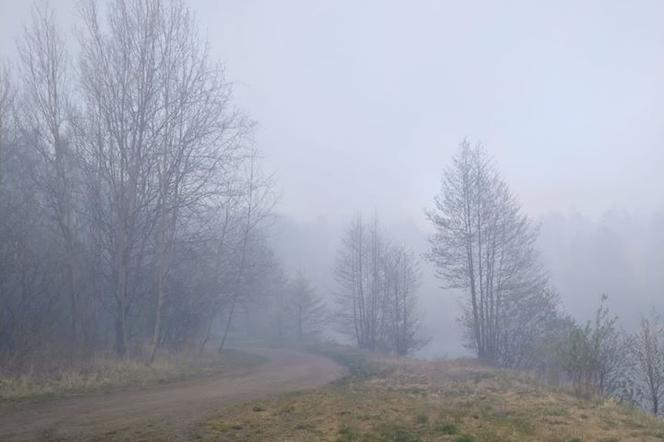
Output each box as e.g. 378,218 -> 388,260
0,348 -> 266,404
199,346 -> 664,442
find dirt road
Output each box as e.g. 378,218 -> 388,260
0,348 -> 345,441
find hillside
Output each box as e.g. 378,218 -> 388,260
198,347 -> 664,442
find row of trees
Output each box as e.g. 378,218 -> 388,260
334,216 -> 428,355
243,270 -> 328,345
2,0 -> 423,368
0,0 -> 277,368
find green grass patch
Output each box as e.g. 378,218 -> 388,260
435,422 -> 458,435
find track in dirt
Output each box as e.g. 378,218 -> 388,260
0,348 -> 345,441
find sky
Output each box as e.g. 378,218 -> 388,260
3,0 -> 663,225
0,0 -> 664,227
1,0 -> 663,356
193,0 -> 664,226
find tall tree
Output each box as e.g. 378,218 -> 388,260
334,215 -> 383,350
217,149 -> 276,354
384,245 -> 426,355
77,0 -> 254,357
78,0 -> 165,356
18,2 -> 82,343
0,63 -> 13,188
426,140 -> 549,365
335,215 -> 427,354
145,0 -> 249,363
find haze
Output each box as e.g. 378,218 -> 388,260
1,0 -> 663,357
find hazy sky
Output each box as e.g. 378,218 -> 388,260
2,0 -> 663,226
205,0 -> 664,226
2,0 -> 664,356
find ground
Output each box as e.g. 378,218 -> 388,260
198,347 -> 664,442
2,346 -> 664,441
0,347 -> 345,441
0,348 -> 265,403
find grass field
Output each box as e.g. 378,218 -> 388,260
198,346 -> 664,442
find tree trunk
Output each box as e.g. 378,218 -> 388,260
218,300 -> 236,355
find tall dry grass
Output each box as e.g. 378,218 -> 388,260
0,347 -> 262,402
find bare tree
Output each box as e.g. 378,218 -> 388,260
334,215 -> 383,350
0,63 -> 13,188
384,245 -> 427,355
287,272 -> 326,343
76,0 -> 260,359
145,0 -> 249,364
18,2 -> 83,344
0,0 -> 278,370
77,0 -> 166,356
631,311 -> 664,415
0,86 -> 63,366
499,286 -> 563,369
558,295 -> 628,398
335,215 -> 427,354
217,150 -> 276,354
426,140 -> 549,366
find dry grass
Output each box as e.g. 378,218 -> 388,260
0,348 -> 265,403
198,348 -> 664,442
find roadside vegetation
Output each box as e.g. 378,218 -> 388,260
0,348 -> 265,403
198,347 -> 664,442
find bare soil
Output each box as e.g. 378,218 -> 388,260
0,348 -> 345,441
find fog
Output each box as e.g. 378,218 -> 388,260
1,0 -> 663,358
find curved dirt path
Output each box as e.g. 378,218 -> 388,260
0,348 -> 345,441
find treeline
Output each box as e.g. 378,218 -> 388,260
244,270 -> 328,346
426,140 -> 664,415
0,0 -> 285,368
0,0 -> 429,370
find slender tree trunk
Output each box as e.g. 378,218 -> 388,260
218,299 -> 236,355
148,241 -> 166,364
297,305 -> 303,342
114,307 -> 127,357
149,209 -> 171,364
198,314 -> 215,356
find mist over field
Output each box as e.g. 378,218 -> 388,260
1,1 -> 664,440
